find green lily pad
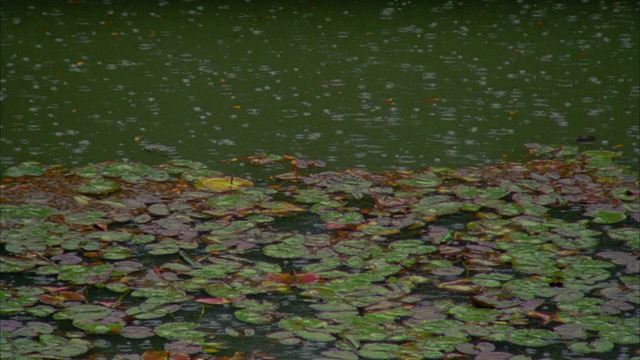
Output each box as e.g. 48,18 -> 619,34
148,203 -> 171,216
388,239 -> 437,255
0,256 -> 38,273
234,308 -> 275,325
153,322 -> 207,341
57,264 -> 115,285
73,313 -> 126,333
357,343 -> 399,359
508,329 -> 559,347
607,227 -> 640,250
263,243 -> 310,258
3,161 -> 46,177
11,321 -> 54,337
454,185 -> 478,199
590,211 -> 627,224
1,204 -> 58,221
320,211 -> 365,227
126,302 -> 182,319
53,304 -> 113,321
279,316 -> 327,331
64,210 -> 109,225
35,335 -> 91,358
569,339 -> 615,353
75,179 -> 121,195
295,188 -> 331,203
448,306 -> 500,324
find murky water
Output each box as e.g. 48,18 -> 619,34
1,1 -> 638,177
0,2 -> 639,358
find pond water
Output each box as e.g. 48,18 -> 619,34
1,1 -> 638,178
1,2 -> 639,360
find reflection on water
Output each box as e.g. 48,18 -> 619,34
1,1 -> 638,177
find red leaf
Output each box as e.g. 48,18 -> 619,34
98,301 -> 117,308
93,222 -> 108,231
325,222 -> 347,230
39,290 -> 85,305
42,286 -> 70,293
295,273 -> 319,284
152,265 -> 163,275
58,291 -> 86,301
39,294 -> 66,305
266,272 -> 319,285
142,350 -> 169,360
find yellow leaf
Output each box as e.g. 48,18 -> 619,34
195,176 -> 253,192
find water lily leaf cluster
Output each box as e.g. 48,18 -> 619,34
1,145 -> 638,359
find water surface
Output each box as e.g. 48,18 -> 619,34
1,1 -> 638,178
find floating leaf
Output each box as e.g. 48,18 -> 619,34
507,329 -> 559,347
4,162 -> 45,177
295,188 -> 331,203
153,322 -> 206,341
73,313 -> 125,333
356,221 -> 401,235
0,144 -> 638,359
260,201 -> 307,216
53,304 -> 112,321
263,243 -> 310,258
120,326 -> 155,339
148,203 -> 171,216
607,227 -> 640,250
266,272 -> 319,285
141,350 -> 170,360
279,317 -> 327,331
234,308 -> 275,325
590,210 -> 626,224
195,176 -> 253,192
194,297 -> 232,305
321,211 -> 365,228
357,343 -> 399,359
569,339 -> 615,353
38,291 -> 85,305
75,179 -> 121,195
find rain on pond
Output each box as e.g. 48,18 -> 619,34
0,1 -> 638,174
1,1 -> 639,360
1,144 -> 638,359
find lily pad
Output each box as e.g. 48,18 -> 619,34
153,322 -> 207,341
1,144 -> 638,359
120,326 -> 155,339
75,179 -> 121,195
3,161 -> 45,177
569,339 -> 615,353
590,210 -> 627,224
263,243 -> 310,258
607,227 -> 640,250
234,308 -> 275,325
508,329 -> 559,347
195,176 -> 253,192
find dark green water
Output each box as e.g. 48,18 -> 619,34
1,2 -> 639,360
1,1 -> 638,179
